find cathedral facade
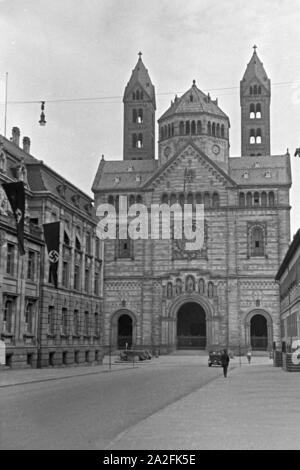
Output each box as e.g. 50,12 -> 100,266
92,48 -> 291,354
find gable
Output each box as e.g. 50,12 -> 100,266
144,142 -> 237,194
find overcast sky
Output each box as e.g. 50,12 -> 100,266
0,0 -> 299,235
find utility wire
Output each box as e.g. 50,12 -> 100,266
0,80 -> 298,105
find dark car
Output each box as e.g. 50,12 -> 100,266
208,351 -> 222,367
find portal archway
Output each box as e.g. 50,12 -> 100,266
176,302 -> 207,349
118,314 -> 133,349
245,309 -> 273,351
111,309 -> 136,349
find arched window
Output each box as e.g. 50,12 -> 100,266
207,121 -> 211,135
258,86 -> 261,95
221,124 -> 225,138
216,123 -> 220,137
254,192 -> 260,206
171,123 -> 174,136
269,191 -> 275,207
254,85 -> 258,95
250,129 -> 255,144
179,193 -> 185,207
129,195 -> 135,206
168,124 -> 171,137
108,195 -> 114,205
187,192 -> 193,205
160,128 -> 164,140
197,120 -> 202,134
195,193 -> 202,204
204,192 -> 210,208
212,122 -> 216,136
251,226 -> 265,257
261,192 -> 267,207
256,103 -> 261,118
170,193 -> 177,205
136,90 -> 140,100
137,109 -> 143,123
191,121 -> 196,135
250,86 -> 253,95
132,92 -> 136,100
239,193 -> 245,207
132,109 -> 137,123
162,193 -> 169,204
212,192 -> 219,208
250,103 -> 255,119
137,133 -> 143,148
136,194 -> 142,204
132,133 -> 137,148
190,94 -> 193,102
208,281 -> 214,298
185,121 -> 190,135
75,237 -> 81,251
140,90 -> 144,100
246,192 -> 252,207
179,121 -> 184,135
25,302 -> 34,334
256,128 -> 262,144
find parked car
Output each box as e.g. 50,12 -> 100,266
208,350 -> 222,367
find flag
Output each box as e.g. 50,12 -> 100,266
3,181 -> 25,255
43,222 -> 60,289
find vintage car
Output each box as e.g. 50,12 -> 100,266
208,350 -> 222,367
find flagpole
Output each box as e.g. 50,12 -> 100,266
4,72 -> 8,138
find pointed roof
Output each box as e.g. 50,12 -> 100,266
242,46 -> 270,87
123,52 -> 156,107
158,80 -> 229,122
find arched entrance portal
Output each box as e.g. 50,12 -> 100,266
250,314 -> 268,350
118,314 -> 133,349
177,302 -> 206,349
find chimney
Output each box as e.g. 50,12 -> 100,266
23,137 -> 31,154
12,127 -> 20,146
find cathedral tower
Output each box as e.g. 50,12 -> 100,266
240,46 -> 271,156
123,52 -> 156,160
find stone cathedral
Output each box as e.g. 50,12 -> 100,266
92,48 -> 291,354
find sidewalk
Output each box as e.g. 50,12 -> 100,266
106,362 -> 300,450
0,354 -> 270,388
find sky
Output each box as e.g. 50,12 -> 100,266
0,0 -> 300,235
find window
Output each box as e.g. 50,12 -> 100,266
212,193 -> 220,208
62,261 -> 69,288
95,238 -> 100,259
4,299 -> 13,333
216,123 -> 220,137
250,129 -> 256,144
137,109 -> 143,123
250,103 -> 255,119
48,306 -> 55,335
132,133 -> 137,148
251,226 -> 265,257
25,302 -> 34,334
84,312 -> 89,336
197,120 -> 202,134
64,231 -> 70,246
246,192 -> 252,207
256,103 -> 261,118
137,133 -> 143,148
191,121 -> 196,135
195,193 -> 202,204
254,192 -> 260,206
261,192 -> 267,207
118,239 -> 132,258
204,192 -> 210,208
254,85 -> 258,95
221,124 -> 225,138
75,237 -> 81,251
239,193 -> 245,207
62,308 -> 68,336
85,268 -> 90,293
132,109 -> 137,123
27,251 -> 35,281
94,271 -> 99,295
85,233 -> 91,255
179,121 -> 184,135
212,122 -> 216,136
207,122 -> 211,135
256,128 -> 262,144
269,191 -> 275,207
74,264 -> 80,290
6,243 -> 15,275
185,121 -> 190,135
74,310 -> 80,336
94,313 -> 99,336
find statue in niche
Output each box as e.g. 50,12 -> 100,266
167,282 -> 173,299
186,275 -> 195,293
198,278 -> 205,294
175,278 -> 182,296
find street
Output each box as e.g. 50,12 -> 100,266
0,356 -> 221,450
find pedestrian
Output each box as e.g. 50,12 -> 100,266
221,349 -> 230,378
246,349 -> 252,364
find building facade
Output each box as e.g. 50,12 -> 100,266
275,230 -> 300,371
93,48 -> 292,355
0,128 -> 104,369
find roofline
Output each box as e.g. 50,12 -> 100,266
275,229 -> 300,281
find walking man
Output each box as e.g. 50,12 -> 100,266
246,349 -> 252,364
221,349 -> 230,378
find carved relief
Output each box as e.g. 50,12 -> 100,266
172,220 -> 208,260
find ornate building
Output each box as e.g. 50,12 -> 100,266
0,128 -> 104,368
93,48 -> 292,354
